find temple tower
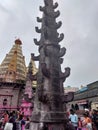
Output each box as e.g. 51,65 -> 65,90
30,0 -> 71,130
0,39 -> 26,83
27,56 -> 38,91
0,39 -> 26,112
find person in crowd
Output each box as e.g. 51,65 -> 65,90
71,104 -> 75,110
25,117 -> 30,130
4,112 -> 14,130
85,109 -> 90,117
12,111 -> 17,121
82,112 -> 92,130
75,104 -> 79,111
92,109 -> 98,130
16,109 -> 21,120
16,114 -> 25,130
3,111 -> 9,127
69,109 -> 78,130
78,117 -> 82,130
0,117 -> 4,130
21,116 -> 25,130
9,112 -> 17,130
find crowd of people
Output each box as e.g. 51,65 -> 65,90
0,110 -> 30,130
0,108 -> 98,130
68,108 -> 98,130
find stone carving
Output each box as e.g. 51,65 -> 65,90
34,39 -> 40,46
57,33 -> 64,42
31,53 -> 39,61
59,47 -> 66,57
53,2 -> 58,9
35,27 -> 42,33
60,67 -> 70,82
62,92 -> 74,103
30,0 -> 74,130
37,17 -> 42,22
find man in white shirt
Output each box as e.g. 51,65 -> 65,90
69,109 -> 78,130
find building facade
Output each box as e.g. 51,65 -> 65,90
64,86 -> 79,93
68,81 -> 98,110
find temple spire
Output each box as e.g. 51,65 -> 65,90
26,56 -> 38,91
0,39 -> 26,83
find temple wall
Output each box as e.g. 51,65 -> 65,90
0,85 -> 23,110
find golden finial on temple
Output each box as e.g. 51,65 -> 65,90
15,38 -> 22,45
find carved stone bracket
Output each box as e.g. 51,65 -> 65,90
57,33 -> 64,42
59,47 -> 66,57
40,6 -> 46,12
55,21 -> 62,29
34,38 -> 40,46
62,92 -> 74,103
53,2 -> 58,9
60,67 -> 70,82
31,53 -> 39,61
35,27 -> 42,33
37,17 -> 42,22
52,10 -> 60,18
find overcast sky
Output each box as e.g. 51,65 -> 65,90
0,0 -> 98,88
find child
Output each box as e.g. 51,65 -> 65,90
78,117 -> 82,130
